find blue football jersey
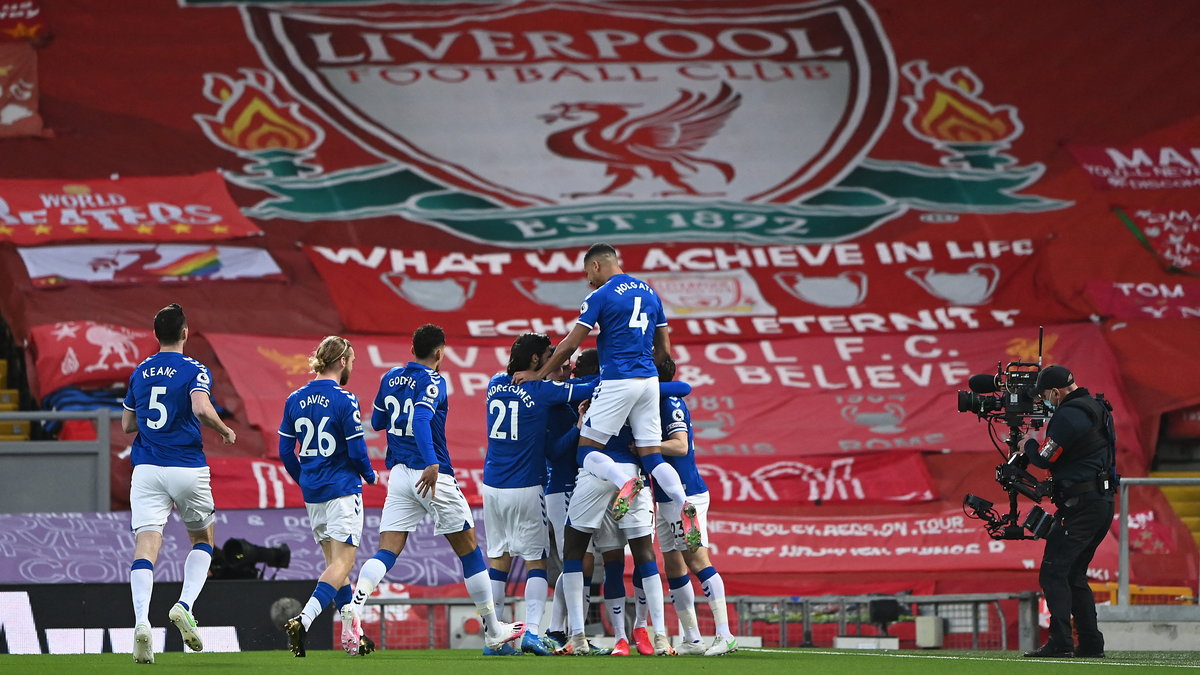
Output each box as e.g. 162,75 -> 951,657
483,374 -> 594,489
652,395 -> 708,502
278,379 -> 368,504
123,351 -> 212,468
371,362 -> 452,474
576,273 -> 667,379
544,401 -> 580,495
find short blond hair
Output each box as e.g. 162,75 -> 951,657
309,336 -> 351,374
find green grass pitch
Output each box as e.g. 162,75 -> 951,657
2,649 -> 1198,673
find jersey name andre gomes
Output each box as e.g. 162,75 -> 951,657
484,374 -> 594,489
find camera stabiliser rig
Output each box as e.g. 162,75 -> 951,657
960,328 -> 1056,541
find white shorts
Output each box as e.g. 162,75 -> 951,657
655,491 -> 711,552
547,491 -> 570,559
548,488 -> 605,558
130,465 -> 215,533
568,463 -> 653,537
379,467 -> 474,536
305,494 -> 364,547
482,484 -> 550,560
581,378 -> 661,447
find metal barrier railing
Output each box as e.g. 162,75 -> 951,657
0,409 -> 112,513
362,591 -> 1040,651
1117,476 -> 1200,605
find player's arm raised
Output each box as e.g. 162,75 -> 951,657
515,323 -> 589,384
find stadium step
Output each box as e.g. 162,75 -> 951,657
1150,471 -> 1200,551
0,419 -> 30,441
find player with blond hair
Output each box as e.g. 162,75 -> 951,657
279,336 -> 376,657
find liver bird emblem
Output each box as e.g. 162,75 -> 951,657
541,82 -> 742,198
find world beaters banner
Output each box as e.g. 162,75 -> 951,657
204,322 -> 1148,473
205,451 -> 937,510
18,244 -> 284,287
0,173 -> 263,245
28,321 -> 159,398
306,238 -> 1083,342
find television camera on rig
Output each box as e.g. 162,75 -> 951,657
960,329 -> 1057,541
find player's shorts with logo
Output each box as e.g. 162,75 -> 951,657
655,491 -> 711,552
569,461 -> 654,543
305,493 -> 364,546
379,467 -> 474,536
482,484 -> 550,560
581,378 -> 661,446
130,465 -> 215,533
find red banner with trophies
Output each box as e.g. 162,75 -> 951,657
305,240 -> 1086,343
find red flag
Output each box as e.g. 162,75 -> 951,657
28,321 -> 159,398
0,41 -> 44,138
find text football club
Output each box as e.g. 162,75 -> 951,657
200,0 -> 1068,246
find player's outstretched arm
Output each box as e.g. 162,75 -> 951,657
515,323 -> 590,384
191,390 -> 236,445
660,381 -> 691,398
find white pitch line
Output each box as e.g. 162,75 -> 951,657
743,648 -> 1200,669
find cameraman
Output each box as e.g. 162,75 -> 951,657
1020,365 -> 1115,659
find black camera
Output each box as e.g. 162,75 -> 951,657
960,328 -> 1056,541
956,362 -> 1046,425
1022,505 -> 1056,539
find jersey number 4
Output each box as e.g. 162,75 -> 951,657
628,295 -> 649,333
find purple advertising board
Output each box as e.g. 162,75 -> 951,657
0,508 -> 485,586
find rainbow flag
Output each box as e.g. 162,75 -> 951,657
148,247 -> 222,277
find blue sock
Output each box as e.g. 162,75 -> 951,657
641,453 -> 665,473
635,560 -> 659,579
458,547 -> 486,578
603,560 -> 626,599
314,580 -> 337,607
335,584 -> 352,610
697,566 -> 718,583
373,549 -> 398,569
